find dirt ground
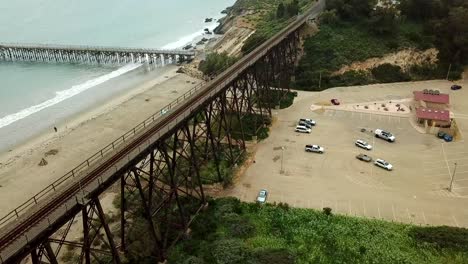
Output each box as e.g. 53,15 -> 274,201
224,79 -> 468,227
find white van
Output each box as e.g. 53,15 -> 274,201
295,125 -> 311,133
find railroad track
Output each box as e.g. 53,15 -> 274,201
0,1 -> 324,261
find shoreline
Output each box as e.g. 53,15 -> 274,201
0,68 -> 203,216
0,1 -> 245,216
0,65 -> 180,169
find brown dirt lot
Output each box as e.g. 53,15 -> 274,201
223,79 -> 468,227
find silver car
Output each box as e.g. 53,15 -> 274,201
256,189 -> 268,203
355,139 -> 372,150
374,159 -> 393,171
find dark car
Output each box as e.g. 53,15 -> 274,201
437,132 -> 453,142
331,99 -> 340,105
356,154 -> 372,162
451,84 -> 462,90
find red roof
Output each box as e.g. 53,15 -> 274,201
414,91 -> 449,104
416,107 -> 450,121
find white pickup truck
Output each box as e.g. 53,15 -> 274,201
374,129 -> 395,142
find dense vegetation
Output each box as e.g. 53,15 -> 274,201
168,197 -> 468,263
199,52 -> 238,77
294,0 -> 467,90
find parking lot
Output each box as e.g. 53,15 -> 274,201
224,79 -> 468,227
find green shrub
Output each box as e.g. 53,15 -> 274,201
227,217 -> 256,238
253,248 -> 296,264
199,52 -> 237,76
242,33 -> 269,54
320,9 -> 340,25
212,239 -> 251,264
323,207 -> 333,216
329,70 -> 373,87
371,64 -> 411,83
409,226 -> 468,250
183,256 -> 206,264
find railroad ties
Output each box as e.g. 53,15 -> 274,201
0,43 -> 195,65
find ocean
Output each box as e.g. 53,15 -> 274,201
0,0 -> 235,151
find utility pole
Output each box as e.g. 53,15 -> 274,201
318,71 -> 322,89
449,162 -> 458,192
446,63 -> 452,81
280,146 -> 285,174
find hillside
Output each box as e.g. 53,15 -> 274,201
167,198 -> 468,263
293,0 -> 468,91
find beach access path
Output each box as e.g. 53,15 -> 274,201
0,66 -> 202,216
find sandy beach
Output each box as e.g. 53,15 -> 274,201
0,65 -> 202,216
0,1 -> 253,218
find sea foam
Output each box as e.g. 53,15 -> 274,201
161,18 -> 221,50
0,63 -> 142,129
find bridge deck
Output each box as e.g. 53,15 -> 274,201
0,1 -> 324,262
0,43 -> 195,56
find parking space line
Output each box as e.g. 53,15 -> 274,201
452,215 -> 460,227
452,186 -> 468,190
378,201 -> 382,218
422,211 -> 427,225
441,143 -> 452,180
406,208 -> 411,222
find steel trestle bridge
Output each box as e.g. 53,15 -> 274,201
0,1 -> 324,263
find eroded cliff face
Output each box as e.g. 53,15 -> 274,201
211,7 -> 255,57
333,48 -> 439,76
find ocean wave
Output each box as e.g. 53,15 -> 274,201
161,19 -> 222,50
0,63 -> 142,129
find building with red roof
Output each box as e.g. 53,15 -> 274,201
414,90 -> 451,128
413,91 -> 449,104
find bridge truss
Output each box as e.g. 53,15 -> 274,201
0,2 -> 320,262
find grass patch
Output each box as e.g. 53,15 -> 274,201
168,198 -> 468,263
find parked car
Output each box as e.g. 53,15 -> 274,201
305,144 -> 324,153
437,131 -> 453,142
355,139 -> 372,150
356,153 -> 372,162
451,84 -> 462,90
295,125 -> 311,133
375,129 -> 395,142
374,159 -> 393,171
298,121 -> 313,129
331,99 -> 340,105
256,189 -> 268,203
299,118 -> 316,126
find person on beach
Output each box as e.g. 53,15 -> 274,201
54,126 -> 57,133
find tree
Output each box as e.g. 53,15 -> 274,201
432,6 -> 468,64
320,10 -> 340,25
199,52 -> 237,76
241,32 -> 268,54
368,1 -> 399,35
276,2 -> 285,18
399,0 -> 435,21
285,0 -> 299,17
326,0 -> 377,20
